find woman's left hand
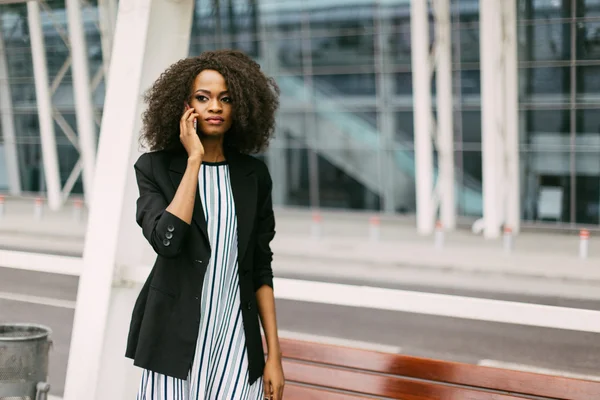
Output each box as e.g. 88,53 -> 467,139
263,356 -> 285,400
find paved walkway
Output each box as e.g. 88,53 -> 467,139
1,196 -> 600,299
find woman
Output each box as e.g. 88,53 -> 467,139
125,50 -> 285,400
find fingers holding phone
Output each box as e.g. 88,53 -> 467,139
180,104 -> 204,160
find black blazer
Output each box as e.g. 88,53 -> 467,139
125,146 -> 275,385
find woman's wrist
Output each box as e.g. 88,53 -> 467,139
187,154 -> 203,165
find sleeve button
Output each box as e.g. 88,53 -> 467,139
163,239 -> 171,246
167,225 -> 175,232
165,232 -> 173,239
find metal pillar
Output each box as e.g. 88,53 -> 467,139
502,0 -> 521,234
62,0 -> 195,398
480,0 -> 520,238
27,0 -> 62,209
375,4 -> 398,213
433,0 -> 455,230
0,18 -> 22,195
411,0 -> 455,235
97,0 -> 118,75
66,0 -> 97,204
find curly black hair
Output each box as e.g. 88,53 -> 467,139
140,50 -> 280,154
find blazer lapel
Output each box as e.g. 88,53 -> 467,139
168,153 -> 210,247
227,150 -> 256,264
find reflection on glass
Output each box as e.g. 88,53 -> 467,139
520,22 -> 571,61
517,0 -> 571,20
460,69 -> 480,95
312,73 -> 376,96
455,26 -> 480,63
386,21 -> 411,66
521,67 -> 571,103
575,20 -> 600,60
461,111 -> 482,144
394,73 -> 412,95
310,34 -> 375,68
285,146 -> 311,208
395,112 -> 414,142
521,150 -> 573,223
274,37 -> 304,70
575,173 -> 600,224
522,109 -> 571,144
316,151 -> 381,211
457,150 -> 483,218
576,109 -> 600,137
575,66 -> 600,103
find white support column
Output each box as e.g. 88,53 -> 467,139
66,0 -> 97,204
502,0 -> 520,234
98,0 -> 118,75
411,0 -> 435,235
0,18 -> 22,195
480,0 -> 520,238
433,0 -> 455,230
27,0 -> 62,210
62,0 -> 194,399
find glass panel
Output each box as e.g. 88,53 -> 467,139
317,151 -> 381,211
273,36 -> 305,70
308,2 -> 375,34
574,172 -> 600,224
576,65 -> 600,103
576,19 -> 600,60
461,111 -> 482,144
521,109 -> 571,143
456,150 -> 483,217
284,145 -> 312,208
519,22 -> 571,62
460,69 -> 480,96
387,147 -> 415,214
517,0 -> 572,20
454,0 -> 480,23
581,0 -> 600,18
386,20 -> 412,66
312,73 -> 376,96
395,112 -> 414,143
521,67 -> 571,104
521,147 -> 573,223
394,72 -> 412,95
310,33 -> 375,69
455,25 -> 480,63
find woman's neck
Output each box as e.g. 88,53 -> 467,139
201,136 -> 226,163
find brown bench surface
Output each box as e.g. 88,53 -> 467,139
274,337 -> 600,400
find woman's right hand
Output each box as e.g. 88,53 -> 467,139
180,105 -> 204,160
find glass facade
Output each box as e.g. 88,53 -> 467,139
1,0 -> 600,225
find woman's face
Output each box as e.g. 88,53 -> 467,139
188,69 -> 233,137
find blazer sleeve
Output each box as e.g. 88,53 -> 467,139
134,153 -> 191,258
253,163 -> 276,291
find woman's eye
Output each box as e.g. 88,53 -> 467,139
221,97 -> 232,103
195,95 -> 208,102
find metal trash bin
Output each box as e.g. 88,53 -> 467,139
0,324 -> 52,400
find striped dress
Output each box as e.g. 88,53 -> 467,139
136,161 -> 264,400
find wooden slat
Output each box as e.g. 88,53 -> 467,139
279,338 -> 600,400
285,383 -> 374,400
284,360 -> 531,400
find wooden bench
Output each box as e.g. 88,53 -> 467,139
274,338 -> 600,400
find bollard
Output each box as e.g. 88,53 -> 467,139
434,220 -> 444,250
579,229 -> 590,259
34,197 -> 43,220
311,212 -> 322,240
369,215 -> 381,242
503,226 -> 513,253
0,195 -> 4,218
73,197 -> 84,222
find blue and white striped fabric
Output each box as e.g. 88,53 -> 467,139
136,161 -> 264,400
